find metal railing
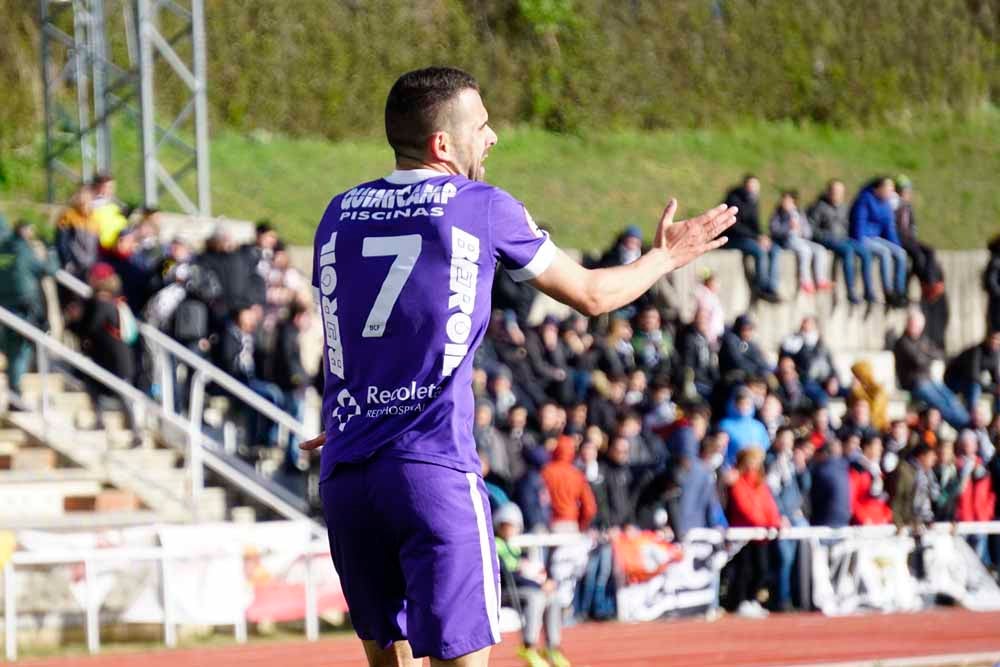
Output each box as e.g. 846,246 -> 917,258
4,521 -> 999,661
0,305 -> 317,528
56,269 -> 313,449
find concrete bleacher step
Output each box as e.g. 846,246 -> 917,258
18,372 -> 66,394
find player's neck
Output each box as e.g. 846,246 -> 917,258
394,157 -> 457,176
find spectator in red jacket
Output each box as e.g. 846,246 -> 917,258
849,435 -> 893,525
726,447 -> 781,618
954,431 -> 996,564
542,435 -> 598,532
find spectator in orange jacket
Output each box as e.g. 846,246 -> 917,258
954,431 -> 996,563
542,435 -> 598,532
725,447 -> 781,618
849,435 -> 893,525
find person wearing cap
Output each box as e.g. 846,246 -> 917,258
723,175 -> 781,302
493,502 -> 570,667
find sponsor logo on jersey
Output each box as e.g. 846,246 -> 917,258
363,381 -> 442,418
317,231 -> 346,379
338,183 -> 457,221
332,388 -> 360,431
443,227 -> 480,377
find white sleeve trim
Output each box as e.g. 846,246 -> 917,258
506,236 -> 558,282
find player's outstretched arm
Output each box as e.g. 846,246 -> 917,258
530,199 -> 736,316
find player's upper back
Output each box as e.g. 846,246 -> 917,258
312,169 -> 555,476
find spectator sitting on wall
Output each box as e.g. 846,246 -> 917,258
807,179 -> 875,305
723,175 -> 781,302
780,315 -> 836,407
542,435 -> 598,532
849,177 -> 908,308
0,220 -> 58,397
848,435 -> 893,525
894,308 -> 970,429
893,176 -> 944,302
944,331 -> 1000,414
769,189 -> 830,294
984,235 -> 1000,333
809,439 -> 851,528
55,185 -> 100,279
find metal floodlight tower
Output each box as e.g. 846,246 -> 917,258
39,0 -> 211,216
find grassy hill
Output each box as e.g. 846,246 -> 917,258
2,108 -> 999,251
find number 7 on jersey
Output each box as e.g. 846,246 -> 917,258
360,234 -> 423,338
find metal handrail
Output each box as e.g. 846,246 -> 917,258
0,305 -> 316,527
56,269 -> 313,441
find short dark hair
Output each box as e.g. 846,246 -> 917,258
91,173 -> 114,187
385,67 -> 480,157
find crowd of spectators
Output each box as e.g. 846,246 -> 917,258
1,171 -> 998,624
5,174 -> 316,467
477,174 -> 999,619
724,175 -> 945,314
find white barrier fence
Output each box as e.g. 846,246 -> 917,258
3,521 -> 1000,661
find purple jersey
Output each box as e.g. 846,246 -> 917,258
312,169 -> 555,481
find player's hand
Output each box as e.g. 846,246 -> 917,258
299,433 -> 326,451
654,199 -> 737,273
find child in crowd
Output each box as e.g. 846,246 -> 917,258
770,190 -> 831,294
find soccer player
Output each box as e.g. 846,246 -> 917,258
301,67 -> 736,667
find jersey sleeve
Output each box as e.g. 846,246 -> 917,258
491,188 -> 557,282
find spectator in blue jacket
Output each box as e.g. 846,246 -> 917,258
849,177 -> 908,307
668,406 -> 726,539
514,445 -> 552,532
809,439 -> 852,528
720,386 -> 771,467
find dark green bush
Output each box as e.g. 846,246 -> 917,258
2,0 -> 997,152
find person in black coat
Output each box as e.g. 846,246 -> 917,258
723,175 -> 781,301
66,264 -> 141,445
809,439 -> 851,528
719,314 -> 772,385
197,229 -> 266,326
674,308 -> 719,402
599,436 -> 638,527
945,331 -> 1000,413
984,235 -> 1000,333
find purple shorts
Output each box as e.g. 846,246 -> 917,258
320,454 -> 501,660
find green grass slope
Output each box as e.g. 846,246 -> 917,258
2,109 -> 998,251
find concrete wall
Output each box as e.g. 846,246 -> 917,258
287,245 -> 990,356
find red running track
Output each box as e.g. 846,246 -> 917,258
19,609 -> 1000,667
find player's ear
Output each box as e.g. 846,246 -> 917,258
426,131 -> 450,164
